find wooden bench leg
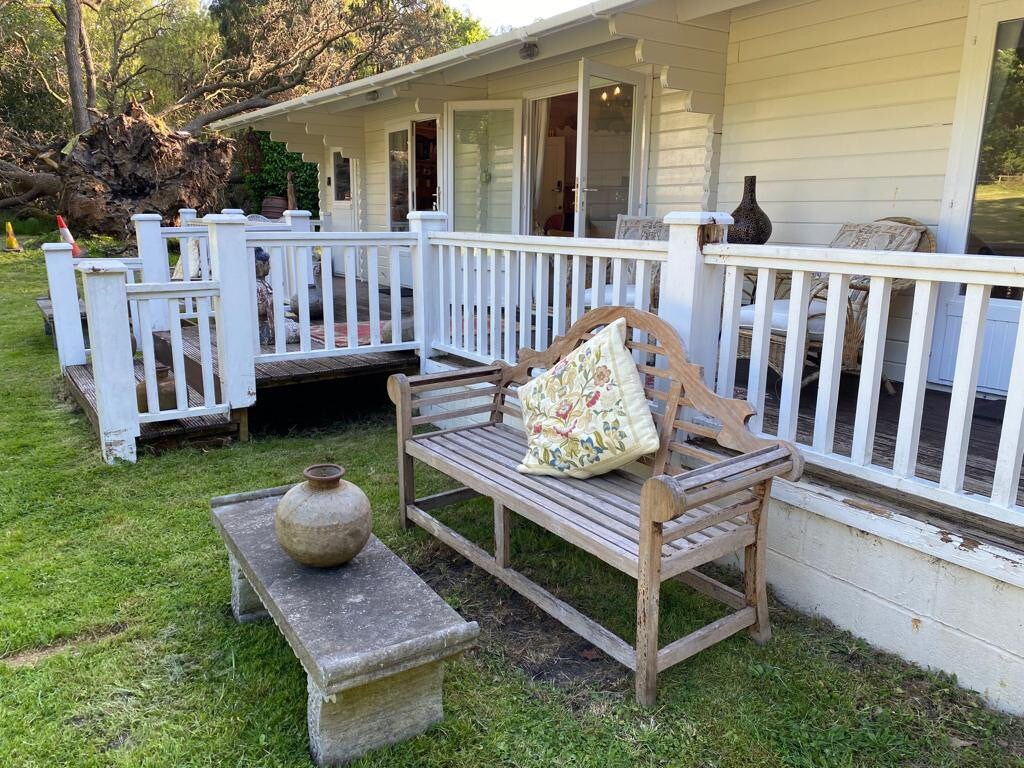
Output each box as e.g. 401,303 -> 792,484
745,485 -> 772,644
228,551 -> 268,623
494,502 -> 511,569
395,384 -> 413,531
635,521 -> 663,707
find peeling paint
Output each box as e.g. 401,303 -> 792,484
911,617 -> 922,632
843,498 -> 893,518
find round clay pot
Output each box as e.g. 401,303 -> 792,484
274,464 -> 371,567
136,363 -> 177,413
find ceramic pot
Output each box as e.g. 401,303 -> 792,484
728,175 -> 772,245
136,363 -> 177,413
275,464 -> 371,567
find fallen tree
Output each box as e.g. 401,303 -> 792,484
0,103 -> 233,236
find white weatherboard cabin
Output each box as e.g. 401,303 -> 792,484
202,0 -> 1022,712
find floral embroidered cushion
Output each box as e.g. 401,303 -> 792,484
517,317 -> 661,478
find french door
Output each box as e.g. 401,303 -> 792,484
932,1 -> 1024,395
443,101 -> 523,234
573,59 -> 649,237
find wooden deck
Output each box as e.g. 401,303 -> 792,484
64,360 -> 236,445
37,295 -> 86,339
747,375 -> 1023,549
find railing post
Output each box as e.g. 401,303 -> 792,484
133,213 -> 169,332
284,210 -> 313,294
43,243 -> 87,369
77,260 -> 139,463
206,214 -> 257,410
178,208 -> 198,225
408,212 -> 448,372
661,212 -> 733,389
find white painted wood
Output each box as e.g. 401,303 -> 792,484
255,341 -> 420,363
475,247 -> 485,356
992,300 -> 1024,508
892,280 -> 939,478
716,265 -> 743,397
535,252 -> 550,350
812,273 -> 851,453
77,261 -> 139,463
368,246 -> 382,346
850,277 -> 892,466
345,246 -> 359,348
390,246 -> 402,346
746,267 -> 776,434
503,249 -> 516,361
321,246 -> 336,350
570,254 -> 586,323
197,295 -> 216,407
270,247 -> 287,355
207,214 -> 257,409
133,214 -> 170,332
519,250 -> 533,351
43,243 -> 87,369
409,213 -> 448,368
489,248 -> 500,358
461,246 -> 472,352
777,269 -> 810,441
590,255 -> 605,309
137,300 -> 159,413
939,283 -> 990,492
294,243 -> 312,352
552,253 -> 568,338
450,245 -> 462,350
167,299 -> 188,411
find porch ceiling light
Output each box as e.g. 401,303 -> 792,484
366,90 -> 380,102
518,41 -> 539,60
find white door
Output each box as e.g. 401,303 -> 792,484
932,2 -> 1024,395
573,59 -> 649,238
329,150 -> 356,231
444,101 -> 523,234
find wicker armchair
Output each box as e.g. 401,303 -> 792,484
736,217 -> 936,394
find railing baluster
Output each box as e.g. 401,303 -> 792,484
438,244 -> 449,346
992,300 -> 1024,507
552,253 -> 568,338
489,248 -> 499,358
570,254 -> 585,322
631,258 -> 652,365
320,247 -> 336,350
503,249 -> 516,362
138,300 -> 159,414
746,267 -> 776,434
716,265 -> 743,397
168,298 -> 188,411
390,246 -> 402,345
590,255 -> 606,309
294,244 -> 312,352
519,251 -> 533,351
892,280 -> 939,477
449,245 -> 461,350
270,246 -> 287,355
197,294 -> 216,407
850,276 -> 893,465
610,258 -> 628,306
777,270 -> 811,441
812,273 -> 851,453
345,246 -> 359,348
939,283 -> 990,491
462,246 -> 472,352
368,246 -> 382,346
535,252 -> 550,350
475,247 -> 485,356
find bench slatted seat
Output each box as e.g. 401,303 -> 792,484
389,307 -> 803,705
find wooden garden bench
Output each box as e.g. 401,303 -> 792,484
388,307 -> 803,705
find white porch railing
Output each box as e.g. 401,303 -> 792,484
423,232 -> 668,364
75,258 -> 229,463
704,241 -> 1024,531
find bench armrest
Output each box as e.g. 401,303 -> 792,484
387,364 -> 506,406
640,443 -> 803,524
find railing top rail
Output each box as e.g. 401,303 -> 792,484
703,242 -> 1024,286
125,280 -> 219,299
161,226 -> 208,238
428,231 -> 669,260
245,231 -> 418,244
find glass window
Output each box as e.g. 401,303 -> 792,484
332,153 -> 351,202
966,18 -> 1024,298
388,129 -> 410,232
451,109 -> 516,233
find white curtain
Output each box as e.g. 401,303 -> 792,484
531,99 -> 549,230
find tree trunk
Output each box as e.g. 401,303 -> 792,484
80,17 -> 97,113
63,0 -> 91,132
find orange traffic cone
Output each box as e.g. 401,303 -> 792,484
56,215 -> 82,256
3,221 -> 23,252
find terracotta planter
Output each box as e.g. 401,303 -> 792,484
275,464 -> 371,567
136,363 -> 177,413
261,196 -> 288,220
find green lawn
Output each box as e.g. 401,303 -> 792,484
2,236 -> 1023,767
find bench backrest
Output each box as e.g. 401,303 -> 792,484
500,306 -> 782,476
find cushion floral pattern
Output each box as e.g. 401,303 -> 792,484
517,317 -> 660,478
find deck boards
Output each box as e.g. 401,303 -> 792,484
64,360 -> 235,444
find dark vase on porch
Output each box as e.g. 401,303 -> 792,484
728,175 -> 772,245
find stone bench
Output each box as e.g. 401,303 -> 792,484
210,485 -> 479,766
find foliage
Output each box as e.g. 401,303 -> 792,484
978,48 -> 1024,183
243,132 -> 321,216
2,242 -> 1024,767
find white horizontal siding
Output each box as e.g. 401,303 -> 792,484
719,0 -> 968,382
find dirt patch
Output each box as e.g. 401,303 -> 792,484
2,623 -> 127,669
411,541 -> 630,701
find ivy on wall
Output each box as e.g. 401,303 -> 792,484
242,132 -> 321,216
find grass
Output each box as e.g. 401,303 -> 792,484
971,183 -> 1024,250
2,235 -> 1023,767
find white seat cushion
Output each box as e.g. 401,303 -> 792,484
737,298 -> 828,339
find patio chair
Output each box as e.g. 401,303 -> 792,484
735,217 -> 936,394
